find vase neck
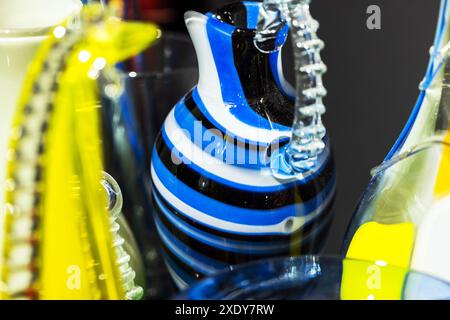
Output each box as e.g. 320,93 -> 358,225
185,2 -> 295,132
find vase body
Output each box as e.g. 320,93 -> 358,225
343,0 -> 450,286
151,1 -> 336,288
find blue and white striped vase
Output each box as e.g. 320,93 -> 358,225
151,1 -> 336,289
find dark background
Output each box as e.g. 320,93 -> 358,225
310,0 -> 439,253
151,0 -> 441,254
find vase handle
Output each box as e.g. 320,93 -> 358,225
258,0 -> 327,175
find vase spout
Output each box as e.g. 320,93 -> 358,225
184,10 -> 215,98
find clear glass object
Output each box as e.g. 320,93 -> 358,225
102,172 -> 144,300
100,31 -> 198,298
176,255 -> 450,300
343,0 -> 450,285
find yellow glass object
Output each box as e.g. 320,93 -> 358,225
1,4 -> 158,299
346,222 -> 415,269
342,222 -> 414,300
341,259 -> 408,300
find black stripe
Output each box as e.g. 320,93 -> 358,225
155,133 -> 335,210
153,185 -> 335,245
231,27 -> 294,127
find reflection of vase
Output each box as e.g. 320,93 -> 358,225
151,1 -> 336,289
0,0 -> 82,222
343,0 -> 450,286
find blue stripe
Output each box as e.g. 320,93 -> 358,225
244,1 -> 260,29
155,214 -> 226,274
161,124 -> 332,192
154,190 -> 292,253
205,15 -> 291,132
174,98 -> 269,169
152,148 -> 336,226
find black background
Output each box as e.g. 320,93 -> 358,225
167,0 -> 441,254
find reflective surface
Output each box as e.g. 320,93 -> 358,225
177,256 -> 450,300
100,31 -> 198,298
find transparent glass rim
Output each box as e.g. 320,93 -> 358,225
371,137 -> 450,176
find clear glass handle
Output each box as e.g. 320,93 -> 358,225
257,0 -> 327,174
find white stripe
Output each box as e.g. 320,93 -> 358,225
164,110 -> 309,187
165,109 -> 296,187
151,165 -> 335,234
186,11 -> 291,144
